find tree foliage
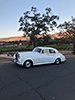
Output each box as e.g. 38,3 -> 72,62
18,7 -> 59,47
58,16 -> 75,54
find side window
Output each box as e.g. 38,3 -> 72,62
49,49 -> 55,53
34,48 -> 41,53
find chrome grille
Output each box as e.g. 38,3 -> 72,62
15,53 -> 19,61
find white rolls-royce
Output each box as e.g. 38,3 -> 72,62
13,47 -> 66,68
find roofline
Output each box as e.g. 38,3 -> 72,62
35,46 -> 57,50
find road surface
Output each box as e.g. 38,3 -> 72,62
0,56 -> 75,100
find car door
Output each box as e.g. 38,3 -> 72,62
42,49 -> 56,64
38,49 -> 55,64
48,49 -> 57,63
33,49 -> 50,64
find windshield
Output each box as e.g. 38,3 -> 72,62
33,48 -> 41,53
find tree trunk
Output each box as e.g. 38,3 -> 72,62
73,43 -> 75,54
33,37 -> 37,47
30,36 -> 37,48
72,35 -> 75,54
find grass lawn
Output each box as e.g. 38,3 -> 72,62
0,44 -> 72,53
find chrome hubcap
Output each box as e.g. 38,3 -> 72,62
56,59 -> 60,64
25,61 -> 31,68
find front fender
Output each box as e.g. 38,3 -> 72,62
22,57 -> 34,65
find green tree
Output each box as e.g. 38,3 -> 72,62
18,7 -> 59,47
43,34 -> 52,44
58,17 -> 75,54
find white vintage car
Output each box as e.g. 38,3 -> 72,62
13,47 -> 66,68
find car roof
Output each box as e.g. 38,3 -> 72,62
35,46 -> 58,51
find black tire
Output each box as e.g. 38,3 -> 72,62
23,60 -> 33,68
55,58 -> 61,65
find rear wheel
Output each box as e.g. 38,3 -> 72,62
23,60 -> 33,68
55,58 -> 61,65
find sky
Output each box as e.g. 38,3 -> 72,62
0,0 -> 75,38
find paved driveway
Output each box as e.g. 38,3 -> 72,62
0,56 -> 75,100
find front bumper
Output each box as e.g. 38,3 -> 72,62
13,59 -> 23,66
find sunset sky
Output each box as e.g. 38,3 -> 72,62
0,0 -> 75,38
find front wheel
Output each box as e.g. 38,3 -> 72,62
23,60 -> 33,68
55,58 -> 61,65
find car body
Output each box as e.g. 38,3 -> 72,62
13,47 -> 66,68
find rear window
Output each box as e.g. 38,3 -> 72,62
49,49 -> 56,53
